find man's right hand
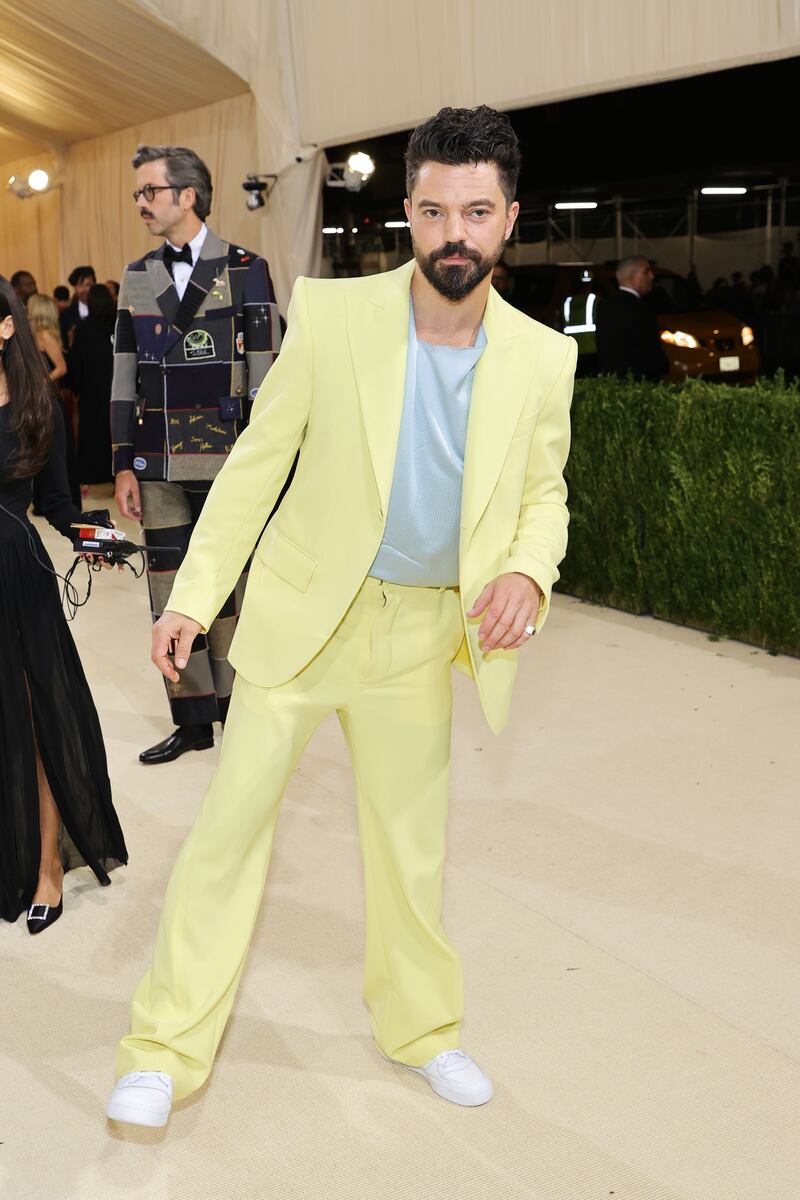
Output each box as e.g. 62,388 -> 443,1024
115,469 -> 142,520
152,610 -> 202,683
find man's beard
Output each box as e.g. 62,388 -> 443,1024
414,234 -> 507,302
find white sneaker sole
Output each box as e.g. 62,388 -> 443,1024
407,1065 -> 494,1107
106,1096 -> 171,1128
378,1049 -> 494,1107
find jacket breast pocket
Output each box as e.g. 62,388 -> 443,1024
255,526 -> 317,592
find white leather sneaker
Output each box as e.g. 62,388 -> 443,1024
106,1071 -> 174,1127
397,1049 -> 494,1106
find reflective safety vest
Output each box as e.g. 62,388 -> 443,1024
563,292 -> 597,354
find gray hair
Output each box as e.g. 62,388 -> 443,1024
616,255 -> 650,283
132,144 -> 213,221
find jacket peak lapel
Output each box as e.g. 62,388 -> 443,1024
171,228 -> 228,336
145,252 -> 180,330
460,290 -> 536,540
345,263 -> 414,514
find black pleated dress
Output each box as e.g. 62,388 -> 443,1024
0,401 -> 127,922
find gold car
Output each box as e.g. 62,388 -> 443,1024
651,272 -> 759,383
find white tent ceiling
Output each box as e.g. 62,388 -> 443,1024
0,0 -> 247,163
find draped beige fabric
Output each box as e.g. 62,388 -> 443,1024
288,0 -> 800,144
132,0 -> 327,309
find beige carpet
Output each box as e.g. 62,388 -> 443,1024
2,493 -> 799,1200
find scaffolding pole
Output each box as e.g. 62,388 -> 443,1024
688,189 -> 697,272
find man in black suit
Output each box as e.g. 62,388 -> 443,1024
596,256 -> 669,381
60,266 -> 97,348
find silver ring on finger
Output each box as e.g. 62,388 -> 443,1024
523,624 -> 536,637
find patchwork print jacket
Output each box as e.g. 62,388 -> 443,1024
110,228 -> 281,481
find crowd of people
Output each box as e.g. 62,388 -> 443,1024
9,266 -> 118,502
704,244 -> 800,375
705,242 -> 800,323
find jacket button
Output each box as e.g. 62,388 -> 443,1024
236,387 -> 243,395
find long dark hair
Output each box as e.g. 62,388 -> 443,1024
0,276 -> 53,478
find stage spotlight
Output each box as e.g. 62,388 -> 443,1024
326,152 -> 376,193
347,152 -> 375,179
7,168 -> 53,198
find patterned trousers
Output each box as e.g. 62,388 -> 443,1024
140,481 -> 247,728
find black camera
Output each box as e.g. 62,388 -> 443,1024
71,510 -> 180,567
242,176 -> 267,211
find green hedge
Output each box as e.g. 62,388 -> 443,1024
556,374 -> 800,654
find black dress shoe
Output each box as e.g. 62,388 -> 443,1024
139,725 -> 214,765
27,898 -> 63,935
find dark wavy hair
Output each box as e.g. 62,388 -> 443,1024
68,265 -> 96,288
405,105 -> 521,205
0,276 -> 53,479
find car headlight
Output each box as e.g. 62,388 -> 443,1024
660,329 -> 699,349
741,325 -> 755,347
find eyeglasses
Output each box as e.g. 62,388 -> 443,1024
132,185 -> 178,203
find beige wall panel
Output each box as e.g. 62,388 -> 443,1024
0,127 -> 36,164
0,153 -> 61,293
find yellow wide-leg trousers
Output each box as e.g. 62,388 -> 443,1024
117,578 -> 466,1099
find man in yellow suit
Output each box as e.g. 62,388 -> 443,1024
107,106 -> 576,1128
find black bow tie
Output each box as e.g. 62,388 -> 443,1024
163,243 -> 193,273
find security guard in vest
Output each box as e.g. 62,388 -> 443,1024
561,268 -> 598,375
112,144 -> 281,764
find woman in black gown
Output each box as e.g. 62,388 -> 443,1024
0,277 -> 127,933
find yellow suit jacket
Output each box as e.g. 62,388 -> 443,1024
167,258 -> 576,734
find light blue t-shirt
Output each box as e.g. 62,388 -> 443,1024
369,304 -> 486,586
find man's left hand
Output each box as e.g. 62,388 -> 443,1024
467,572 -> 543,651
